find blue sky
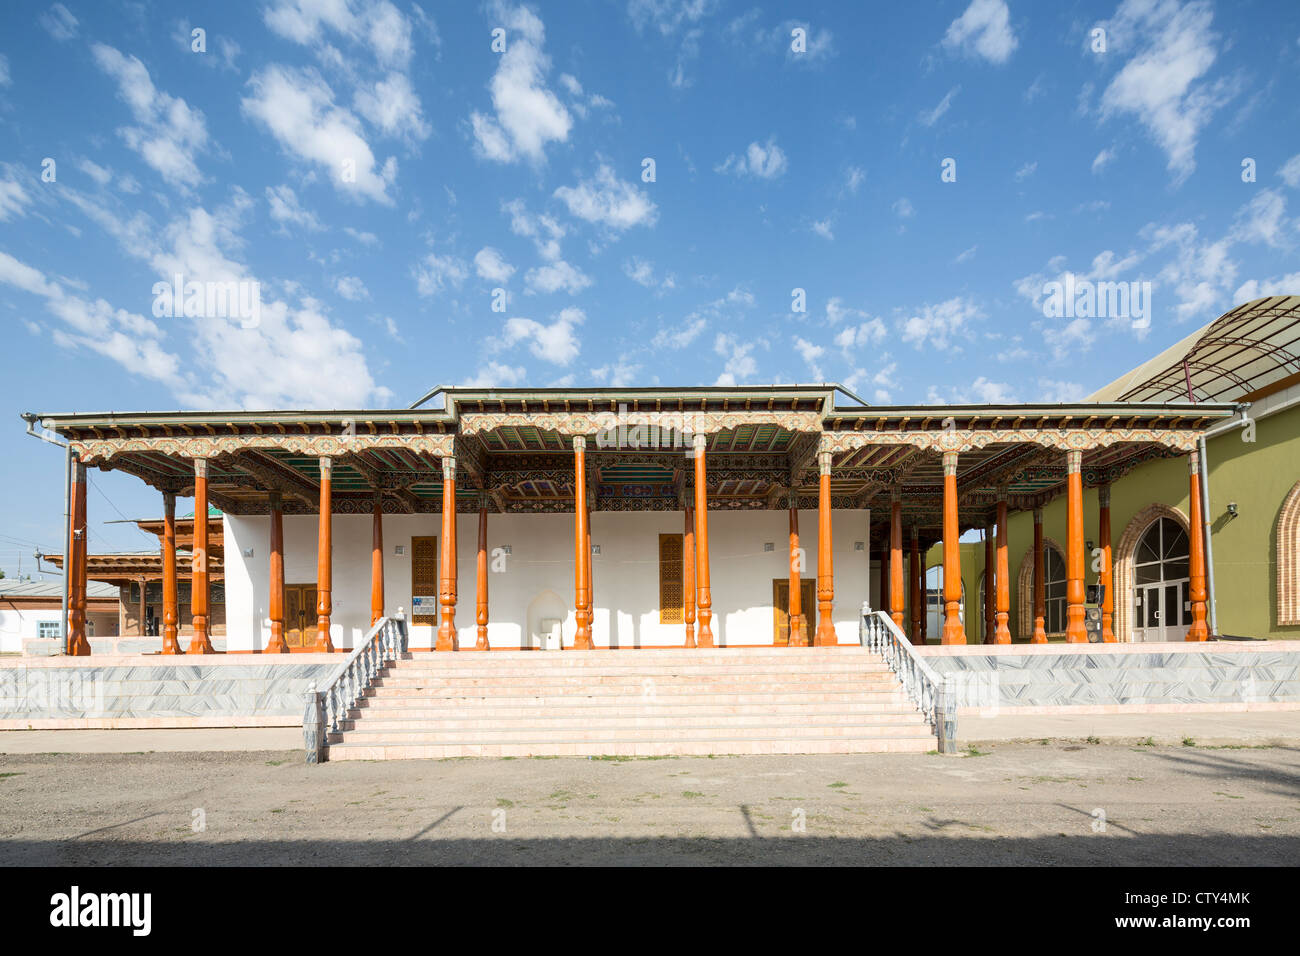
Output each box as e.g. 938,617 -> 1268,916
1,0 -> 1298,577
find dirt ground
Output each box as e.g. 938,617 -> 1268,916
2,742 -> 1297,865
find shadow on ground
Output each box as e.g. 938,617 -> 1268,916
5,833 -> 1297,866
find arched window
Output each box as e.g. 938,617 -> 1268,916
1133,516 -> 1191,641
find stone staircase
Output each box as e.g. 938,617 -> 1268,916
326,646 -> 937,760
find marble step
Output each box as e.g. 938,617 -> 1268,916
334,710 -> 925,733
349,698 -> 916,720
357,686 -> 907,706
327,734 -> 937,759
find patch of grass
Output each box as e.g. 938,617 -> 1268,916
682,791 -> 704,798
270,808 -> 284,814
1213,791 -> 1244,800
917,806 -> 934,813
496,798 -> 514,809
1128,776 -> 1144,781
265,760 -> 284,766
1182,737 -> 1196,747
0,772 -> 25,780
964,746 -> 989,757
828,781 -> 848,789
1086,736 -> 1101,745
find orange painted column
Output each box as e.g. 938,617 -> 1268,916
436,456 -> 458,651
189,459 -> 216,654
788,495 -> 804,647
476,496 -> 490,650
815,450 -> 836,646
909,527 -> 922,644
160,491 -> 181,655
1064,450 -> 1087,643
994,488 -> 1011,644
920,548 -> 928,645
982,526 -> 995,644
941,451 -> 965,644
1031,507 -> 1047,643
67,461 -> 91,656
1187,451 -> 1209,641
370,492 -> 385,627
1099,485 -> 1116,642
693,434 -> 714,647
265,492 -> 287,653
683,503 -> 696,647
314,456 -> 336,652
889,489 -> 904,631
572,438 -> 593,649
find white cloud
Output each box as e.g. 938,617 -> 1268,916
354,71 -> 431,141
714,331 -> 759,386
503,307 -> 585,364
1234,271 -> 1300,302
524,259 -> 592,295
265,185 -> 324,232
40,3 -> 78,41
652,316 -> 706,349
1014,161 -> 1037,182
553,164 -> 658,230
1037,379 -> 1086,402
503,198 -> 565,260
955,245 -> 978,263
919,86 -> 959,127
470,2 -> 572,163
834,319 -> 888,354
793,337 -> 824,379
463,360 -> 527,386
0,54 -> 9,87
413,251 -> 468,296
943,0 -> 1018,64
811,219 -> 834,240
334,275 -> 369,300
899,297 -> 983,350
242,65 -> 397,204
1092,147 -> 1117,174
1280,154 -> 1300,189
91,45 -> 210,189
715,137 -> 788,179
344,226 -> 380,245
474,246 -> 516,283
893,197 -> 915,220
623,256 -> 675,291
1096,0 -> 1235,185
0,179 -> 30,221
845,165 -> 865,194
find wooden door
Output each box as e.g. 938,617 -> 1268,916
284,584 -> 317,649
411,536 -> 438,625
773,579 -> 816,645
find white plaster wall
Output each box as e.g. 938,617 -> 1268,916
0,608 -> 62,653
224,510 -> 879,652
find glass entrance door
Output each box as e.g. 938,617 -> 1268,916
1135,578 -> 1190,642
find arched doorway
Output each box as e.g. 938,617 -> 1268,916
1132,516 -> 1191,642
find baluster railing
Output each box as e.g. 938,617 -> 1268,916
859,603 -> 956,753
304,609 -> 409,763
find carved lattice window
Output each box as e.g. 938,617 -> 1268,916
659,533 -> 684,624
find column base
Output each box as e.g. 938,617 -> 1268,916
696,612 -> 714,648
67,636 -> 92,657
187,636 -> 216,654
994,613 -> 1011,644
160,632 -> 181,655
1065,605 -> 1087,643
684,622 -> 696,648
1031,617 -> 1048,644
475,626 -> 490,651
941,603 -> 965,644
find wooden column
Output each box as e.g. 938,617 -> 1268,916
160,491 -> 181,654
919,538 -> 929,645
265,492 -> 287,653
1099,486 -> 1115,642
1187,451 -> 1209,641
370,492 -> 385,627
1064,450 -> 1087,643
693,434 -> 714,647
67,461 -> 91,656
982,526 -> 995,644
889,489 -> 904,631
683,503 -> 696,647
1031,507 -> 1047,643
313,456 -> 335,652
188,458 -> 215,654
909,527 -> 922,644
436,456 -> 458,651
476,496 -> 490,650
994,487 -> 1011,644
815,450 -> 836,646
571,438 -> 593,649
788,492 -> 804,646
941,451 -> 965,644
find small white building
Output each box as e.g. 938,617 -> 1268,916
0,580 -> 119,654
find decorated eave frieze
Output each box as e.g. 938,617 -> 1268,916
68,429 -> 456,465
819,426 -> 1202,455
459,408 -> 825,438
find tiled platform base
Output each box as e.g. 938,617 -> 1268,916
327,647 -> 938,760
917,641 -> 1300,711
0,657 -> 340,729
